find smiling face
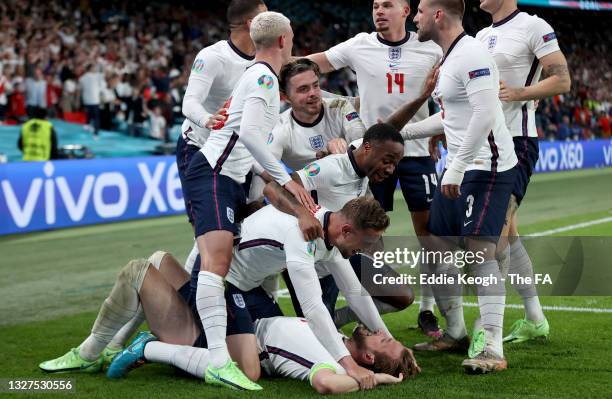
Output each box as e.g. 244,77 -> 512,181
372,0 -> 409,34
362,140 -> 404,183
285,70 -> 322,117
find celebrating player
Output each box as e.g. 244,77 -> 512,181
401,0 -> 518,373
184,11 -> 317,390
307,0 -> 445,337
475,0 -> 571,346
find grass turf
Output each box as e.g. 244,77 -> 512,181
1,168 -> 611,398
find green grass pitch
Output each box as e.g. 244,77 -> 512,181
1,168 -> 611,398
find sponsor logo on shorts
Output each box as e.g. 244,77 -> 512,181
191,59 -> 204,73
488,36 -> 497,50
345,112 -> 360,122
542,32 -> 557,42
309,135 -> 324,150
468,68 -> 491,79
233,294 -> 246,308
307,241 -> 317,256
227,207 -> 235,223
257,75 -> 274,89
463,220 -> 473,227
304,163 -> 321,176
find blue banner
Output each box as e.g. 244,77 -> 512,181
535,139 -> 612,172
0,156 -> 184,235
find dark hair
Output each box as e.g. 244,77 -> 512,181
227,0 -> 265,26
363,123 -> 404,147
279,58 -> 321,94
340,197 -> 390,231
431,0 -> 465,19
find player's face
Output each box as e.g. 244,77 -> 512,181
413,0 -> 436,42
364,140 -> 404,183
336,227 -> 383,259
479,0 -> 504,14
281,27 -> 294,64
352,326 -> 407,365
372,0 -> 409,33
286,70 -> 322,116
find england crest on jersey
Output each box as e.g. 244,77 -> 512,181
309,135 -> 324,150
488,36 -> 497,51
388,47 -> 402,60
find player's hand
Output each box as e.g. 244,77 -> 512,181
499,80 -> 524,102
206,107 -> 229,130
420,64 -> 440,100
428,134 -> 446,161
326,138 -> 348,154
296,210 -> 324,241
284,180 -> 318,213
345,363 -> 377,390
441,165 -> 464,199
315,149 -> 330,159
374,373 -> 404,385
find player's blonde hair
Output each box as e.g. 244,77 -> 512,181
340,197 -> 390,232
249,11 -> 291,49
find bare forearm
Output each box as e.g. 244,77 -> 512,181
515,74 -> 571,101
324,374 -> 359,394
263,181 -> 306,218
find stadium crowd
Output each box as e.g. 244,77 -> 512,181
0,0 -> 609,140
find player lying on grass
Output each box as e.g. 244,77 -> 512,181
39,250 -> 418,393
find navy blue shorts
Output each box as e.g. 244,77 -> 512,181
370,156 -> 437,212
282,271 -> 339,318
176,133 -> 200,224
179,281 -> 283,349
184,151 -> 246,237
428,168 -> 517,240
512,137 -> 539,206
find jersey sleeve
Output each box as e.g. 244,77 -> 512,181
296,159 -> 335,192
325,35 -> 359,71
182,51 -> 223,127
338,99 -> 366,143
267,119 -> 288,161
458,49 -> 499,96
527,16 -> 561,59
245,70 -> 279,106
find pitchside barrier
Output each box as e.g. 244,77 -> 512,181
1,139 -> 611,235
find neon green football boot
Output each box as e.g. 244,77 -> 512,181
503,318 -> 549,343
468,328 -> 486,359
205,360 -> 263,391
102,346 -> 123,366
39,348 -> 103,373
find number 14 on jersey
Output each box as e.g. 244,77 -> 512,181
386,73 -> 405,94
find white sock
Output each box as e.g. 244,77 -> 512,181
334,299 -> 400,327
144,341 -> 209,379
79,259 -> 148,361
419,262 -> 435,312
497,244 -> 511,277
510,239 -> 545,323
196,271 -> 229,368
474,260 -> 506,358
431,262 -> 466,339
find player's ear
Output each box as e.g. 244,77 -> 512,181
363,351 -> 375,365
279,35 -> 285,49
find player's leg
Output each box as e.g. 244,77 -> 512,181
398,157 -> 442,337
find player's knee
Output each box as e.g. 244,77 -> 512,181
147,251 -> 168,270
385,288 -> 414,310
118,258 -> 150,291
241,362 -> 261,382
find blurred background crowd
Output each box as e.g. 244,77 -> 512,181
0,0 -> 610,141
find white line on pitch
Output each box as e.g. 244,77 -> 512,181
274,289 -> 612,313
528,216 -> 612,236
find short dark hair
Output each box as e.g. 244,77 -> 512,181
340,197 -> 390,231
279,58 -> 321,94
363,123 -> 404,147
227,0 -> 265,26
431,0 -> 465,20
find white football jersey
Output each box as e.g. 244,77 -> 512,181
433,34 -> 517,173
201,62 -> 281,184
269,97 -> 366,171
181,40 -> 254,147
256,316 -> 346,384
477,11 -> 561,138
226,205 -> 342,292
296,149 -> 369,212
325,32 -> 442,157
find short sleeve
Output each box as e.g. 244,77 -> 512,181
296,159 -> 334,192
325,35 -> 360,71
527,16 -> 561,59
458,48 -> 498,96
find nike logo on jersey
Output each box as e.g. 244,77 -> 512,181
388,63 -> 400,68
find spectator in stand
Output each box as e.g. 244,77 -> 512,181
127,86 -> 147,137
598,112 -> 610,138
25,67 -> 47,117
557,116 -> 572,141
147,104 -> 167,141
0,70 -> 11,122
79,63 -> 103,136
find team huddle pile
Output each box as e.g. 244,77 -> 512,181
39,0 -> 570,393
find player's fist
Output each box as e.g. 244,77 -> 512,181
498,80 -> 522,102
297,211 -> 324,241
326,138 -> 348,154
441,164 -> 464,199
347,364 -> 377,390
